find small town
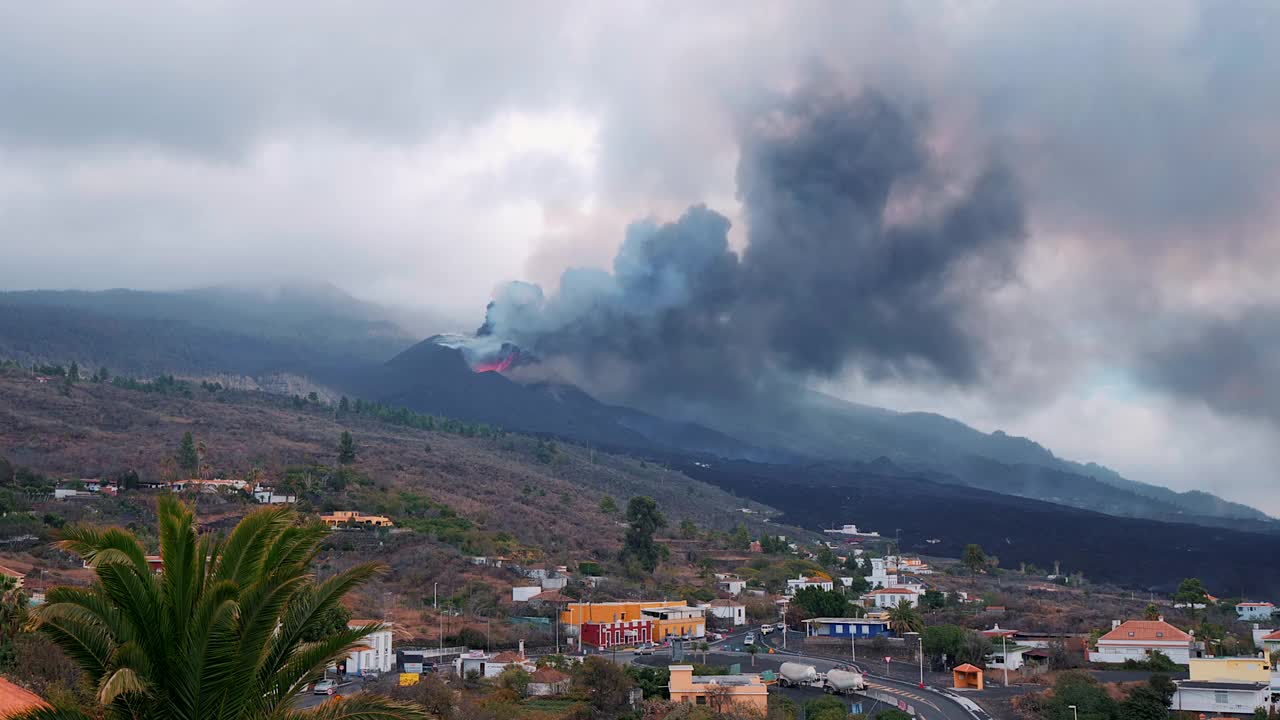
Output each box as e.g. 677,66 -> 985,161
2,3 -> 1278,719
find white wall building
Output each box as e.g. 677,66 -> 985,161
343,621 -> 394,675
1236,602 -> 1275,621
252,485 -> 296,504
861,587 -> 921,609
717,577 -> 747,596
1089,619 -> 1195,665
786,575 -> 834,595
512,586 -> 542,603
699,599 -> 747,626
1170,681 -> 1272,716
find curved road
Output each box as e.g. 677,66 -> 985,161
630,629 -> 988,720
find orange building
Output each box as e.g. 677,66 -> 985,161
319,511 -> 394,529
561,600 -> 684,626
561,601 -> 704,641
669,665 -> 768,711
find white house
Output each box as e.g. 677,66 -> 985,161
1259,629 -> 1280,654
524,565 -> 551,581
1089,619 -> 1195,665
454,649 -> 534,679
512,586 -> 542,603
861,587 -> 921,610
526,667 -> 571,696
540,575 -> 568,590
786,574 -> 834,595
252,485 -> 296,504
54,488 -> 80,500
343,620 -> 394,675
716,576 -> 747,596
699,599 -> 747,626
986,644 -> 1031,672
1170,681 -> 1273,716
1236,602 -> 1275,621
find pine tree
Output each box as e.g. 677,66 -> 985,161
176,432 -> 199,474
338,431 -> 356,465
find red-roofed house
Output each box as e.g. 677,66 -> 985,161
786,574 -> 834,595
1089,619 -> 1196,664
527,666 -> 572,696
860,587 -> 921,609
1259,629 -> 1280,655
0,677 -> 48,717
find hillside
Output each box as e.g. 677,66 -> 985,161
0,367 -> 779,564
0,287 -> 1268,529
0,286 -> 420,379
665,455 -> 1280,597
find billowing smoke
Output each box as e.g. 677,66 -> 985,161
468,89 -> 1027,411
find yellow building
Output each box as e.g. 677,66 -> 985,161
319,511 -> 394,529
561,601 -> 685,627
641,605 -> 707,641
1188,657 -> 1272,683
669,665 -> 768,711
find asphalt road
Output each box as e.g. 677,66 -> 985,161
290,680 -> 363,709
628,628 -> 988,720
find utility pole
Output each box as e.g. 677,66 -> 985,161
782,603 -> 787,650
434,582 -> 438,610
1002,633 -> 1009,687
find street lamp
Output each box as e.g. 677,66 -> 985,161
1068,704 -> 1078,720
918,634 -> 924,689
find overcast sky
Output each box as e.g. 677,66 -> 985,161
2,2 -> 1278,511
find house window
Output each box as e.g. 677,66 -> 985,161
1214,691 -> 1229,705
1127,632 -> 1135,637
1155,632 -> 1163,638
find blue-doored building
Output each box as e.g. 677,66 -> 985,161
803,617 -> 893,638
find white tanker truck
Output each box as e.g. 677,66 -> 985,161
822,667 -> 866,695
775,662 -> 865,695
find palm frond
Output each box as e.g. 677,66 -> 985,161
96,666 -> 150,705
56,525 -> 149,575
285,694 -> 429,720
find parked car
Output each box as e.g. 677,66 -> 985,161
744,633 -> 756,646
635,644 -> 654,655
760,624 -> 774,635
775,622 -> 788,632
313,679 -> 337,695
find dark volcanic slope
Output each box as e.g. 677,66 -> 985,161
671,457 -> 1280,597
354,340 -> 764,458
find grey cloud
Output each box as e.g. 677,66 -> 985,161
1136,307 -> 1280,425
475,90 -> 1027,407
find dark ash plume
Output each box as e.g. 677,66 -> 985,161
471,89 -> 1027,408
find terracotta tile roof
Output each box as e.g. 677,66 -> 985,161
529,590 -> 569,602
349,645 -> 373,653
1099,620 -> 1191,643
952,663 -> 982,672
0,677 -> 47,717
0,566 -> 22,580
866,587 -> 919,595
348,619 -> 382,627
491,651 -> 526,663
1261,630 -> 1280,641
1237,602 -> 1274,607
530,667 -> 570,684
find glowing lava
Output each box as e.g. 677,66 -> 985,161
472,353 -> 516,373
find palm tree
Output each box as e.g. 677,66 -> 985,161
887,599 -> 924,635
16,495 -> 424,720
